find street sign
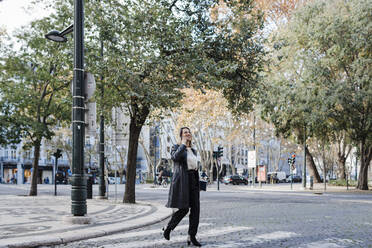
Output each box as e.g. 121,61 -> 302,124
257,165 -> 267,182
84,72 -> 96,99
248,151 -> 256,168
85,102 -> 96,135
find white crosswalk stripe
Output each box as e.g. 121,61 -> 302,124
61,220 -> 362,248
242,231 -> 297,243
100,225 -> 253,248
297,242 -> 344,248
294,238 -> 364,248
85,223 -> 211,243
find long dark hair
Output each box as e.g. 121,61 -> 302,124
179,127 -> 191,138
179,127 -> 191,146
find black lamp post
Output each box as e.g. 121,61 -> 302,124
302,125 -> 307,189
98,39 -> 106,198
45,0 -> 87,216
71,0 -> 86,216
53,149 -> 62,196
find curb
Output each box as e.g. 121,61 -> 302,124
0,201 -> 172,248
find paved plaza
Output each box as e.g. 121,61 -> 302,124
0,186 -> 171,248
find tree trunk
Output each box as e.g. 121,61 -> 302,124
305,146 -> 321,183
29,140 -> 41,196
139,138 -> 153,179
337,156 -> 346,180
230,163 -> 236,175
277,138 -> 282,171
357,140 -> 372,190
123,103 -> 149,203
335,136 -> 351,180
123,120 -> 142,203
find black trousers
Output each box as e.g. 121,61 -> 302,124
167,170 -> 200,236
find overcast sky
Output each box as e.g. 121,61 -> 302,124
0,0 -> 50,35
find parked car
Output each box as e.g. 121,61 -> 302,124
55,171 -> 68,184
108,177 -> 125,184
276,171 -> 287,183
223,175 -> 248,185
286,175 -> 302,183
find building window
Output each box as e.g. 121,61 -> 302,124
11,150 -> 16,159
167,136 -> 170,143
5,150 -> 8,159
167,146 -> 170,153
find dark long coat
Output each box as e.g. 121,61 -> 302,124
166,144 -> 199,209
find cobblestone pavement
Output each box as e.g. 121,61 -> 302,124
0,195 -> 152,240
0,189 -> 172,248
48,188 -> 372,248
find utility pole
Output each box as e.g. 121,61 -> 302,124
70,0 -> 87,216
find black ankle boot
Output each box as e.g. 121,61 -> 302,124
162,226 -> 171,240
187,235 -> 201,246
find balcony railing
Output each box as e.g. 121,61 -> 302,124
0,156 -> 70,167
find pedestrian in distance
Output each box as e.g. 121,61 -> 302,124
158,166 -> 164,185
163,127 -> 202,246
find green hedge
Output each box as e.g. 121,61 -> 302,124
328,179 -> 357,187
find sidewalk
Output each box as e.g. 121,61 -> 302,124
0,194 -> 172,248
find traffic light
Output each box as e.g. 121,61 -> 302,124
217,146 -> 223,158
287,158 -> 292,165
289,154 -> 296,170
213,151 -> 218,159
53,149 -> 62,159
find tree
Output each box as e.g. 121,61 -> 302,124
175,88 -> 230,179
98,0 -> 207,203
25,0 -> 265,202
254,0 -> 309,24
96,0 -> 266,203
262,0 -> 372,188
0,17 -> 71,195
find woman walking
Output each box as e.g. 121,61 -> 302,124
163,127 -> 202,246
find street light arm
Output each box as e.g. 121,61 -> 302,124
60,24 -> 74,37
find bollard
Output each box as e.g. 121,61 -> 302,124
87,175 -> 93,199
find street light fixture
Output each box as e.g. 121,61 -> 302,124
45,24 -> 73,43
